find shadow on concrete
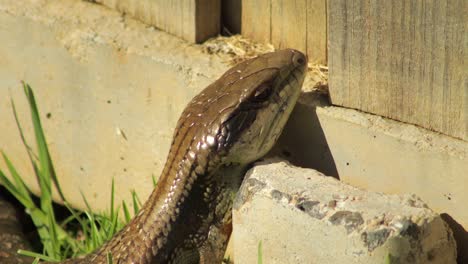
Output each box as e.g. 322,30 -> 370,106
441,213 -> 467,264
269,91 -> 339,179
270,91 -> 466,263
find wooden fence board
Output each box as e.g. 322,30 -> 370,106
307,0 -> 327,63
271,0 -> 307,55
242,0 -> 271,44
328,0 -> 467,140
242,0 -> 327,63
96,0 -> 220,43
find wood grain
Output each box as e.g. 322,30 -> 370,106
271,0 -> 307,54
96,0 -> 221,43
242,0 -> 327,63
306,0 -> 327,63
328,0 -> 467,140
242,0 -> 272,44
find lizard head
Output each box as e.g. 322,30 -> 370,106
224,49 -> 307,163
179,49 -> 307,166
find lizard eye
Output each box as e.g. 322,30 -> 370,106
253,84 -> 273,102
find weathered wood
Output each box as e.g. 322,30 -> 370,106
328,0 -> 467,140
306,0 -> 327,63
95,0 -> 221,43
242,0 -> 327,63
271,0 -> 307,55
242,0 -> 271,44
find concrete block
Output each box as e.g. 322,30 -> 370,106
233,161 -> 457,264
0,0 -> 228,213
272,92 -> 468,262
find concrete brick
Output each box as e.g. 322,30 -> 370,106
233,161 -> 457,264
271,92 -> 468,262
0,0 -> 228,213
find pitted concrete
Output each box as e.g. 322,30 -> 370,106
233,161 -> 457,264
270,92 -> 467,262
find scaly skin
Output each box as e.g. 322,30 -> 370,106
56,49 -> 306,263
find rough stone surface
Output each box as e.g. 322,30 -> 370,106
271,92 -> 468,262
233,161 -> 457,264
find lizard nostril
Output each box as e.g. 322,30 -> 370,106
291,51 -> 307,67
296,57 -> 305,65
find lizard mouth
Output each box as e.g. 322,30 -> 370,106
257,65 -> 305,152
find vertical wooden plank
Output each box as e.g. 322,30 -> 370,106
95,0 -> 220,43
327,0 -> 346,105
242,0 -> 326,63
306,0 -> 327,64
328,0 -> 467,140
195,0 -> 221,42
439,0 -> 467,139
180,0 -> 192,40
271,0 -> 307,54
241,0 -> 272,44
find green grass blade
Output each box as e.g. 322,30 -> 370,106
10,97 -> 39,162
11,93 -> 50,216
122,200 -> 131,223
81,191 -> 94,214
105,179 -> 123,238
81,192 -> 107,249
79,194 -> 95,242
84,211 -> 103,249
110,179 -> 115,220
18,249 -> 56,262
131,190 -> 142,215
63,202 -> 90,242
63,202 -> 84,224
3,82 -> 123,260
0,168 -> 30,206
152,173 -> 158,187
1,152 -> 35,206
22,82 -> 66,202
109,210 -> 120,238
5,82 -> 144,259
46,204 -> 60,259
